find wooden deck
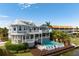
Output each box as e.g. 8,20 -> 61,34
31,46 -> 75,56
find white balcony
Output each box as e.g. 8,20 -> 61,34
9,32 -> 27,35
42,30 -> 49,33
9,29 -> 50,35
28,30 -> 42,34
26,39 -> 35,43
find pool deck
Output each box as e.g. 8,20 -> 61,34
31,46 -> 75,56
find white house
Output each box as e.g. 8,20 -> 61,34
8,20 -> 50,47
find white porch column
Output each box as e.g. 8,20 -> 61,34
16,26 -> 18,32
15,36 -> 17,43
41,33 -> 42,45
38,34 -> 40,39
12,35 -> 14,43
25,36 -> 26,43
34,34 -> 35,41
22,35 -> 24,43
49,32 -> 50,38
16,35 -> 18,43
29,35 -> 30,39
21,35 -> 22,42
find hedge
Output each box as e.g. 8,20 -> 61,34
5,41 -> 28,53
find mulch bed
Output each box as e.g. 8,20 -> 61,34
31,46 -> 75,56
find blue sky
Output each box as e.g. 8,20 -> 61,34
0,3 -> 79,27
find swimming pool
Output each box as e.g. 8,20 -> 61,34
40,38 -> 64,50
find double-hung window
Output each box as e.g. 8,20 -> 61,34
19,26 -> 21,31
13,27 -> 16,31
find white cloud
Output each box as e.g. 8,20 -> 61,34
18,3 -> 36,9
0,15 -> 9,18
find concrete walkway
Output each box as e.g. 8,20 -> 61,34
0,41 -> 6,46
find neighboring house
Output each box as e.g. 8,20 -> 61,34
48,26 -> 79,34
8,20 -> 50,47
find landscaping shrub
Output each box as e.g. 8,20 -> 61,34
0,48 -> 4,56
5,41 -> 28,53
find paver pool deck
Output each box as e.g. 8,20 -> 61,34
31,46 -> 75,56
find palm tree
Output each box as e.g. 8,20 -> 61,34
45,21 -> 52,26
59,31 -> 71,47
45,21 -> 50,26
51,30 -> 71,43
52,30 -> 61,42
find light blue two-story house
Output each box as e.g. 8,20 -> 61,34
8,20 -> 50,47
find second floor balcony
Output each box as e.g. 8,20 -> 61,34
9,29 -> 50,35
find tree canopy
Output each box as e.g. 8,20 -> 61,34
51,30 -> 70,41
0,27 -> 8,41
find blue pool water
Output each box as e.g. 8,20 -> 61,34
42,38 -> 64,47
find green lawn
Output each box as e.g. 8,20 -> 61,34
0,46 -> 4,48
0,46 -> 5,49
0,45 -> 33,56
15,52 -> 33,56
70,37 -> 79,46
